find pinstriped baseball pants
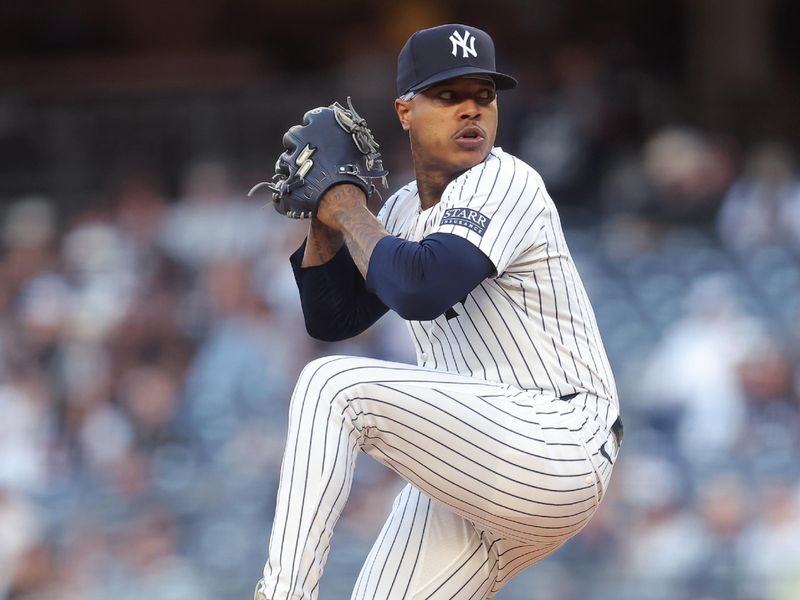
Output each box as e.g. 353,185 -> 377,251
260,355 -> 616,600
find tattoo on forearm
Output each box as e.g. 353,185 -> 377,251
303,220 -> 344,267
338,209 -> 387,277
303,185 -> 388,274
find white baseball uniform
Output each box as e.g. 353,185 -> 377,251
259,147 -> 620,599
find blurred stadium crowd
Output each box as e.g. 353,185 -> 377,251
2,115 -> 800,600
2,2 -> 800,600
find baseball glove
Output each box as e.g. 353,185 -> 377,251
248,97 -> 388,219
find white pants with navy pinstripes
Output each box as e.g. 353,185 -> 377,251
260,355 -> 617,600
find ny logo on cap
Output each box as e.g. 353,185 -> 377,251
449,30 -> 477,58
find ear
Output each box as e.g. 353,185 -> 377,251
394,99 -> 411,131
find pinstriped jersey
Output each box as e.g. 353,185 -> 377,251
377,147 -> 618,415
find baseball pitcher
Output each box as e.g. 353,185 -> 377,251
250,23 -> 622,600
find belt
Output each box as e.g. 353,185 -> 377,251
611,415 -> 624,445
600,416 -> 624,465
559,393 -> 623,464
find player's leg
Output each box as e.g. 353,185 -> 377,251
257,355 -> 602,600
351,484 -> 496,600
350,484 -> 581,600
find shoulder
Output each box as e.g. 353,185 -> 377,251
382,181 -> 418,212
443,148 -> 547,205
377,180 -> 418,225
489,148 -> 548,188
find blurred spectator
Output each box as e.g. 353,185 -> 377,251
0,370 -> 52,494
642,126 -> 736,222
738,482 -> 800,600
517,44 -> 612,203
0,490 -> 44,598
118,365 -> 182,449
617,455 -> 707,599
85,508 -> 211,600
183,259 -> 292,453
61,214 -> 138,342
717,141 -> 800,249
77,400 -> 133,471
1,197 -> 58,303
638,275 -> 762,466
736,337 -> 799,477
598,125 -> 736,231
161,159 -> 271,270
113,172 -> 171,283
691,474 -> 748,599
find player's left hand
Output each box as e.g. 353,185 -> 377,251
248,97 -> 388,219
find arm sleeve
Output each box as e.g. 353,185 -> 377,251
290,241 -> 389,342
430,152 -> 547,276
364,232 -> 494,321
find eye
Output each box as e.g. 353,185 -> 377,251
477,88 -> 496,102
438,90 -> 455,101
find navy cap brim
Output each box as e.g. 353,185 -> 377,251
406,66 -> 518,96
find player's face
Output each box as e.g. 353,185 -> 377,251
396,77 -> 498,178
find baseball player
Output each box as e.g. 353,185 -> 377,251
252,23 -> 622,600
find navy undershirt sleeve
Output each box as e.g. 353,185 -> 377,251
290,232 -> 494,340
290,241 -> 389,342
365,232 -> 495,321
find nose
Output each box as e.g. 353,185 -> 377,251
458,98 -> 481,120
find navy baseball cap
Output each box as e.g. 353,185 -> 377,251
396,24 -> 518,99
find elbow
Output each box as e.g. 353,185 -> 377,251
304,319 -> 351,342
391,290 -> 449,321
304,312 -> 373,342
308,329 -> 349,343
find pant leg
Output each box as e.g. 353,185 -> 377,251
260,355 -> 601,600
351,484 -> 496,600
352,483 -> 594,600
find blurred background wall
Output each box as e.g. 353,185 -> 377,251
0,1 -> 799,599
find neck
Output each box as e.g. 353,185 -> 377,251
411,145 -> 465,211
415,169 -> 452,210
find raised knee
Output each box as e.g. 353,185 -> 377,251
299,355 -> 346,379
298,355 -> 361,382
295,355 -> 373,404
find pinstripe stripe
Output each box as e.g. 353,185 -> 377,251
351,496 -> 400,600
561,262 -> 599,390
304,364 -> 588,456
545,215 -> 591,389
289,364 -> 585,464
266,356 -> 353,597
368,438 -> 592,544
381,491 -> 425,598
429,328 -> 452,372
441,300 -> 500,380
365,494 -> 411,596
297,407 -> 360,590
421,533 -> 496,599
363,428 -> 597,511
495,194 -> 544,276
488,170 -> 531,259
491,543 -> 563,589
352,389 -> 589,467
365,454 -> 594,544
459,287 -> 525,388
474,282 -> 554,393
360,406 -> 595,492
434,318 -> 471,373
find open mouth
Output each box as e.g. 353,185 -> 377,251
454,125 -> 485,149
